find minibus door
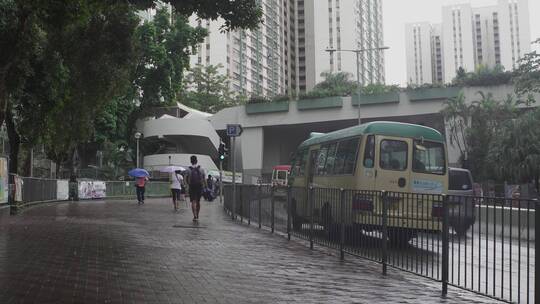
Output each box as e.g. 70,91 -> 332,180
374,136 -> 411,193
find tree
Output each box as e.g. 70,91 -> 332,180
488,108 -> 540,192
2,2 -> 140,174
0,0 -> 263,174
440,92 -> 471,165
441,91 -> 523,180
513,38 -> 540,95
451,64 -> 513,87
183,64 -> 244,113
133,8 -> 207,110
311,72 -> 357,96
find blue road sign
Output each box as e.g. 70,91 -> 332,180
226,124 -> 243,137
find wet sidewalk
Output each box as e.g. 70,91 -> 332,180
0,198 -> 499,303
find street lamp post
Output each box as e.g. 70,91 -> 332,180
325,46 -> 389,124
134,132 -> 142,168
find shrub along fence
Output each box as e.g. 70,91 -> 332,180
224,184 -> 537,304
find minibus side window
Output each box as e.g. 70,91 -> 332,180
293,149 -> 308,176
363,135 -> 375,168
334,138 -> 359,175
324,143 -> 338,175
316,146 -> 329,175
413,140 -> 446,175
380,140 -> 408,171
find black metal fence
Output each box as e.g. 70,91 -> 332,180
21,177 -> 58,203
223,184 -> 537,304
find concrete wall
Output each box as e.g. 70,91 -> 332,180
144,153 -> 218,171
240,128 -> 264,183
210,85 -> 540,178
474,205 -> 535,241
142,117 -> 220,149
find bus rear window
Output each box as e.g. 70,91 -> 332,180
449,170 -> 472,190
413,140 -> 446,175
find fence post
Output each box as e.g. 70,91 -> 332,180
534,202 -> 540,303
271,186 -> 275,233
309,186 -> 314,250
258,185 -> 262,229
232,183 -> 236,220
442,194 -> 449,297
239,186 -> 243,223
248,186 -> 251,226
340,188 -> 345,261
287,185 -> 292,241
381,190 -> 388,275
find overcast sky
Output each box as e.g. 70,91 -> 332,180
383,0 -> 540,86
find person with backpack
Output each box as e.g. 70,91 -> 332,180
170,170 -> 183,211
186,155 -> 207,221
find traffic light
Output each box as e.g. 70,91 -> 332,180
218,142 -> 228,160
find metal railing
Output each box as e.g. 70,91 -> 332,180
11,177 -> 170,206
21,177 -> 58,202
223,184 -> 537,304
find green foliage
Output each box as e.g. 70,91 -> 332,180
360,83 -> 400,95
301,72 -> 399,100
406,82 -> 447,91
311,72 -> 357,96
133,8 -> 207,110
488,109 -> 540,187
3,2 -> 140,173
441,90 -> 528,181
513,38 -> 540,95
451,64 -> 513,87
247,95 -> 270,104
183,64 -> 245,113
129,0 -> 263,31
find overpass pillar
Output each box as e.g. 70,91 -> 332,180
240,127 -> 264,184
443,118 -> 464,167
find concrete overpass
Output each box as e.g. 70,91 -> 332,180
210,85 -> 537,183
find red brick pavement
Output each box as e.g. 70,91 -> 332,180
0,198 -> 501,303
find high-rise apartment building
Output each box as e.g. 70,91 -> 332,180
406,23 -> 433,85
189,0 -> 385,97
405,0 -> 530,85
405,23 -> 444,85
189,0 -> 287,97
295,0 -> 384,93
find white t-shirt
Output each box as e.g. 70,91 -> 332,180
170,173 -> 183,189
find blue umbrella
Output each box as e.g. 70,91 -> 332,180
128,168 -> 149,178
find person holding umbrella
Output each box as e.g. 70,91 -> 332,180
170,170 -> 184,211
128,168 -> 150,205
159,165 -> 186,211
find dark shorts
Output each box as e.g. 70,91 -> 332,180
171,188 -> 181,199
189,184 -> 203,202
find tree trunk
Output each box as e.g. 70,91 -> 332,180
5,102 -> 19,174
0,73 -> 7,127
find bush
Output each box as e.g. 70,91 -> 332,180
247,95 -> 270,104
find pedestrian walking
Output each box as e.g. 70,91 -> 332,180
186,155 -> 207,221
170,170 -> 183,211
135,176 -> 149,205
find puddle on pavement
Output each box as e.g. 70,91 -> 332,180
172,224 -> 207,229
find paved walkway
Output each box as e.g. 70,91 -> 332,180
0,198 -> 500,303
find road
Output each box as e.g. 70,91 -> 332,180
236,196 -> 535,304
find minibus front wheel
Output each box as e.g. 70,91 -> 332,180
387,228 -> 415,248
